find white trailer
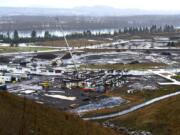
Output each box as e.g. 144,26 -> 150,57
0,76 -> 12,83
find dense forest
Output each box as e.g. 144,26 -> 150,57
0,25 -> 176,45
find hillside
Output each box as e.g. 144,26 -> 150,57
111,95 -> 180,135
0,92 -> 119,135
1,7 -> 180,16
1,15 -> 180,31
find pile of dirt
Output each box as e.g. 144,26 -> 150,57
34,53 -> 57,60
61,53 -> 72,60
0,56 -> 11,64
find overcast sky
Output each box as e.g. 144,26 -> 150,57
0,0 -> 180,10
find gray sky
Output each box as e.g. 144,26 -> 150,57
0,0 -> 180,10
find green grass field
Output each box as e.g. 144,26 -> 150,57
35,39 -> 108,47
172,75 -> 180,81
81,63 -> 166,70
0,46 -> 56,53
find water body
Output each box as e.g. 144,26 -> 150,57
72,97 -> 126,114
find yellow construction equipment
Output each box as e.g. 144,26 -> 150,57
39,81 -> 51,89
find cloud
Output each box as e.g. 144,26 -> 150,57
0,0 -> 180,10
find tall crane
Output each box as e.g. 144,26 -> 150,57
55,17 -> 78,72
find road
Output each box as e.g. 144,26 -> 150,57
84,91 -> 180,120
0,49 -> 61,56
150,70 -> 180,85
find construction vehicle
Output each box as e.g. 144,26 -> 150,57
39,81 -> 51,89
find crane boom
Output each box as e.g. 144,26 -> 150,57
56,17 -> 78,72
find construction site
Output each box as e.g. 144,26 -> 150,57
1,2 -> 180,135
0,33 -> 179,114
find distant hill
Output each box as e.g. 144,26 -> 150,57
0,6 -> 180,16
0,7 -> 180,32
0,14 -> 180,31
0,92 -> 119,135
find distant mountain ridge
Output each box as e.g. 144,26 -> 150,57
0,6 -> 180,16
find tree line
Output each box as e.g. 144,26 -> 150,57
115,25 -> 175,35
0,25 -> 176,46
0,30 -> 60,46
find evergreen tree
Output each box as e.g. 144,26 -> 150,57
13,30 -> 19,41
44,31 -> 51,39
13,30 -> 19,46
31,30 -> 37,39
